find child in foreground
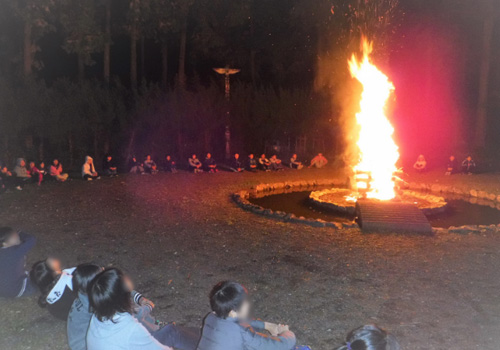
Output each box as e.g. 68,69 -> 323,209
87,268 -> 199,350
197,281 -> 297,350
67,264 -> 159,350
0,227 -> 37,298
335,325 -> 400,350
30,258 -> 77,320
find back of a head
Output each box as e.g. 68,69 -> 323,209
73,263 -> 102,295
0,227 -> 15,246
336,325 -> 401,350
88,268 -> 132,321
30,260 -> 56,307
30,260 -> 54,291
209,281 -> 248,319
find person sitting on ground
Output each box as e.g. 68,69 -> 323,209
103,154 -> 118,177
247,154 -> 258,172
445,155 -> 458,175
50,159 -> 69,182
67,264 -> 103,350
129,156 -> 145,175
39,161 -> 48,178
309,153 -> 328,168
204,153 -> 218,173
231,153 -> 244,172
82,156 -> 99,181
30,258 -> 76,320
144,155 -> 159,174
28,161 -> 44,186
13,158 -> 31,182
67,264 -> 160,350
87,268 -> 200,350
413,154 -> 427,173
289,154 -> 303,170
1,165 -> 23,190
188,154 -> 203,173
269,155 -> 284,171
0,227 -> 37,298
197,281 -> 297,350
462,155 -> 476,175
258,154 -> 271,171
335,325 -> 400,350
164,155 -> 178,173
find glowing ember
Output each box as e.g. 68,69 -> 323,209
348,38 -> 399,200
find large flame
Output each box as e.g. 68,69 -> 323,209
348,39 -> 399,200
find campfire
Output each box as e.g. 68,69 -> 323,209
348,38 -> 399,201
309,38 -> 444,233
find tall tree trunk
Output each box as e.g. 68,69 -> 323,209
125,128 -> 136,162
250,50 -> 257,87
104,136 -> 110,155
3,137 -> 8,165
38,138 -> 44,161
103,0 -> 111,83
140,36 -> 145,82
474,12 -> 494,149
77,53 -> 85,81
250,15 -> 257,86
68,132 -> 74,168
93,130 -> 99,160
204,130 -> 211,153
177,16 -> 187,89
130,22 -> 138,89
23,22 -> 32,77
177,131 -> 183,159
161,43 -> 168,89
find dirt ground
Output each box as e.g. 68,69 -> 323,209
1,168 -> 500,350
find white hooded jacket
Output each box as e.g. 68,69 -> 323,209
82,156 -> 96,177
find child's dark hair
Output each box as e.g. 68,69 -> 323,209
0,227 -> 16,245
209,281 -> 248,319
88,268 -> 133,322
73,263 -> 102,295
30,260 -> 58,308
336,325 -> 400,350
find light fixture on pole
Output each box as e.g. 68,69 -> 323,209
213,66 -> 240,160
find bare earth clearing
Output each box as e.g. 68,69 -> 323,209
1,168 -> 500,350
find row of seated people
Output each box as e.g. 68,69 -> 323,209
413,154 -> 477,175
1,151 -> 330,192
129,153 -> 329,174
1,227 -> 400,350
0,158 -> 69,192
1,154 -> 141,191
0,155 -> 112,191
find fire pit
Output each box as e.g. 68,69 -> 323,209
309,188 -> 448,216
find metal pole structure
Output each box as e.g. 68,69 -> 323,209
213,67 -> 240,160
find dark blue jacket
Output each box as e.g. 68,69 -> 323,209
0,232 -> 36,297
197,312 -> 296,350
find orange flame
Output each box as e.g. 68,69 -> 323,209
348,39 -> 399,200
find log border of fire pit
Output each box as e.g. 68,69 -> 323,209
232,179 -> 358,229
232,179 -> 500,235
